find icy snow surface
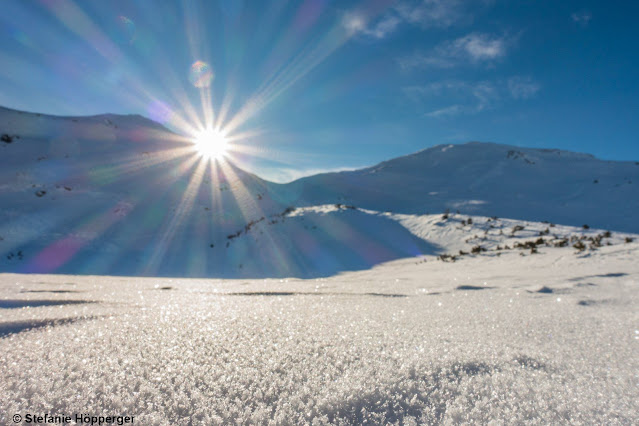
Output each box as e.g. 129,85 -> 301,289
1,240 -> 638,424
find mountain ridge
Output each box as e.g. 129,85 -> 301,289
284,140 -> 638,229
1,105 -> 638,277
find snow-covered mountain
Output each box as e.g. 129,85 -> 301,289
285,141 -> 639,231
1,106 -> 637,277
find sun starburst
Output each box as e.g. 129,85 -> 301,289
192,128 -> 229,159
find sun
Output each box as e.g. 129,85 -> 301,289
192,128 -> 229,159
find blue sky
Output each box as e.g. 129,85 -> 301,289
1,0 -> 638,182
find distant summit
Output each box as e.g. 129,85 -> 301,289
286,141 -> 638,231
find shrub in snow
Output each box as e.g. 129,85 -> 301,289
511,225 -> 525,234
514,239 -> 544,250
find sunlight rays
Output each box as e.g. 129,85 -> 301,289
212,159 -> 292,275
23,0 -> 395,158
85,145 -> 194,183
34,0 -> 384,173
11,0 -> 399,275
221,18 -> 356,136
159,0 -> 376,156
143,154 -> 206,274
128,1 -> 381,273
25,199 -> 133,273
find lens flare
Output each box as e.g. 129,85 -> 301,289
189,61 -> 214,88
192,128 -> 229,159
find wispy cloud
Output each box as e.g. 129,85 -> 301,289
397,54 -> 456,69
342,0 -> 493,40
424,104 -> 464,117
406,76 -> 540,118
396,0 -> 496,29
366,15 -> 403,39
395,0 -> 468,29
341,11 -> 367,36
406,80 -> 499,116
471,81 -> 500,110
399,32 -> 511,70
507,76 -> 541,100
456,33 -> 507,61
571,11 -> 592,26
341,12 -> 401,39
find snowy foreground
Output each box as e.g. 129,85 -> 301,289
1,238 -> 638,424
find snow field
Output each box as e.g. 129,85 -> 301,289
1,242 -> 637,424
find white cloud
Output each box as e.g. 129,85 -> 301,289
341,12 -> 400,39
571,11 -> 592,26
342,12 -> 367,36
343,0 -> 494,40
455,33 -> 506,61
365,15 -> 402,39
508,77 -> 541,100
399,33 -> 510,70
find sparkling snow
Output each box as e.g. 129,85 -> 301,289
1,241 -> 637,424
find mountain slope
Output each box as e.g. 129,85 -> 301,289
282,142 -> 639,232
0,106 -> 286,276
1,106 -> 637,277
